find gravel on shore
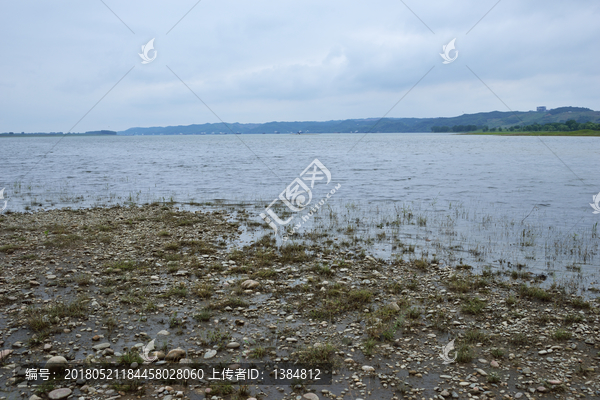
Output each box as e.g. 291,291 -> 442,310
1,204 -> 599,400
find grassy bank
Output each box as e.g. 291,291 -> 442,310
462,129 -> 600,136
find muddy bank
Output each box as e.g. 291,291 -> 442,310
0,204 -> 599,400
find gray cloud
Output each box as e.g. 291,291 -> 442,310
1,0 -> 598,132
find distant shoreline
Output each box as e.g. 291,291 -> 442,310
0,133 -> 117,138
461,129 -> 600,137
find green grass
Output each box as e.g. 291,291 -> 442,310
194,283 -> 214,299
487,372 -> 501,384
406,307 -> 421,320
466,129 -> 600,137
161,283 -> 188,298
193,309 -> 212,322
73,273 -> 91,286
164,242 -> 180,251
312,264 -> 334,276
106,260 -> 144,272
363,338 -> 377,356
413,259 -> 428,270
518,284 -> 552,302
0,244 -> 21,253
447,274 -> 488,293
553,329 -> 571,341
279,242 -> 310,263
462,297 -> 487,315
456,343 -> 474,363
249,346 -> 267,359
295,343 -> 337,364
464,329 -> 487,344
26,296 -> 89,332
564,314 -> 583,325
510,333 -> 528,345
254,268 -> 277,279
571,298 -> 591,309
43,234 -> 83,248
491,348 -> 505,359
118,351 -> 143,365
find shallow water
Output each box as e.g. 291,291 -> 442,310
1,133 -> 599,285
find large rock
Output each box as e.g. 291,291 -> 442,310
165,348 -> 186,362
0,349 -> 13,361
45,356 -> 68,372
241,280 -> 260,289
204,350 -> 217,359
48,388 -> 72,400
361,365 -> 375,373
92,343 -> 111,351
303,394 -> 319,400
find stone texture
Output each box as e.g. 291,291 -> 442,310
92,342 -> 110,351
46,356 -> 68,371
204,349 -> 217,359
241,279 -> 260,289
48,388 -> 72,400
165,348 -> 186,362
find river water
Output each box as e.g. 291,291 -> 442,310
1,133 -> 599,289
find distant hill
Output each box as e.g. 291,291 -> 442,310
118,107 -> 600,135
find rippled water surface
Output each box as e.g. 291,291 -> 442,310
2,133 -> 599,286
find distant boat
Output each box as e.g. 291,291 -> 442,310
297,131 -> 303,134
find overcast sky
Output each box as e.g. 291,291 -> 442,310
1,0 -> 599,132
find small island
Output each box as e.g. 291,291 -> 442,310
0,130 -> 117,137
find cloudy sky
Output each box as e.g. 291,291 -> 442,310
1,0 -> 599,132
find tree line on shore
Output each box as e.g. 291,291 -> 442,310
431,119 -> 600,133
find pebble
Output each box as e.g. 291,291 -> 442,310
48,388 -> 72,400
165,348 -> 186,362
440,390 -> 450,397
303,394 -> 319,400
157,330 -> 170,336
241,279 -> 260,289
0,349 -> 13,360
226,342 -> 240,348
92,343 -> 110,351
204,350 -> 217,359
361,365 -> 375,372
46,356 -> 68,371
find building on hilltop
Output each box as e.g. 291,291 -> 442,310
537,106 -> 547,112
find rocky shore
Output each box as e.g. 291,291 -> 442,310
0,204 -> 599,400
